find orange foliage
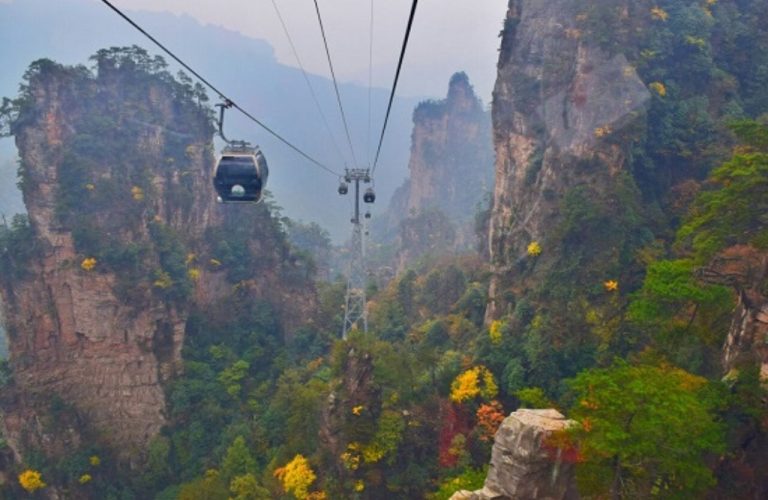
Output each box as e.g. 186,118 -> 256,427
543,430 -> 584,464
476,401 -> 505,442
603,280 -> 619,292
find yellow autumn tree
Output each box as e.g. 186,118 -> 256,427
594,126 -> 612,138
81,257 -> 97,271
527,241 -> 542,256
274,454 -> 318,500
649,81 -> 667,97
450,366 -> 498,404
131,186 -> 144,201
340,443 -> 362,471
650,6 -> 669,21
18,469 -> 46,493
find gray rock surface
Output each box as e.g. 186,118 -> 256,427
486,0 -> 649,321
451,409 -> 579,500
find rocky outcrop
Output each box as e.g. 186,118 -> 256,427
0,53 -> 315,465
451,409 -> 578,500
319,347 -> 380,485
696,245 -> 768,379
695,245 -> 768,500
486,0 -> 649,319
378,73 -> 493,270
0,60 -> 208,463
402,73 -> 493,221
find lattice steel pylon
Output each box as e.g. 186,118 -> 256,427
340,168 -> 374,339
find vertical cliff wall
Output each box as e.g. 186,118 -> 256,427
696,246 -> 768,379
377,73 -> 493,270
402,73 -> 493,222
487,0 -> 650,320
0,50 -> 314,464
484,1 -> 768,496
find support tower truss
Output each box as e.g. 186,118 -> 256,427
342,168 -> 371,339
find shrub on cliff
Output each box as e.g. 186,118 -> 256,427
0,214 -> 39,281
569,360 -> 725,499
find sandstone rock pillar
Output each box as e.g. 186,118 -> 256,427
451,409 -> 579,500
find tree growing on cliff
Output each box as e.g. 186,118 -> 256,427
450,365 -> 498,404
274,454 -> 324,499
677,119 -> 768,261
568,360 -> 724,499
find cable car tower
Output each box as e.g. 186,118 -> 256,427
338,168 -> 375,339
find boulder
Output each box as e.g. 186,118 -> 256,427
452,409 -> 579,500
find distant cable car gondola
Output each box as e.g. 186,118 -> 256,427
214,142 -> 269,203
364,211 -> 371,219
338,181 -> 349,195
213,100 -> 269,203
363,188 -> 376,204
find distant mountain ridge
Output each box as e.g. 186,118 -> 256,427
0,0 -> 421,240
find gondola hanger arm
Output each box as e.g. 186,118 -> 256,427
216,99 -> 235,145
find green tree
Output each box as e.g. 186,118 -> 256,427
0,214 -> 40,281
221,436 -> 256,483
229,473 -> 270,500
677,120 -> 768,261
140,435 -> 171,489
284,220 -> 333,278
569,360 -> 725,499
429,466 -> 487,500
178,469 -> 229,500
218,360 -> 250,399
628,258 -> 733,372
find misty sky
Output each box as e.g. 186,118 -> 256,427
0,0 -> 509,235
103,0 -> 509,102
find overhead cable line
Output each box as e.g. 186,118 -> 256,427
367,0 -> 375,166
269,0 -> 347,166
312,0 -> 359,167
372,0 -> 419,176
99,0 -> 340,177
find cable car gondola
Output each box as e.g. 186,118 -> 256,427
214,142 -> 269,203
363,188 -> 376,204
213,100 -> 269,204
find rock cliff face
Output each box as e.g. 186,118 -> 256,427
379,73 -> 493,270
0,52 -> 314,464
451,409 -> 578,500
486,0 -> 649,319
401,73 -> 493,221
319,347 -> 379,482
697,245 -> 768,379
696,245 -> 768,497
